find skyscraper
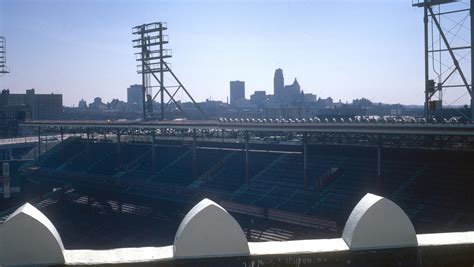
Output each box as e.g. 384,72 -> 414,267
273,68 -> 284,99
230,81 -> 245,106
127,84 -> 143,109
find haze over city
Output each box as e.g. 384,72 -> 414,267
0,0 -> 440,107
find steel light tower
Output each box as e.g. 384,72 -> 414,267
0,37 -> 10,75
413,0 -> 473,120
132,22 -> 206,121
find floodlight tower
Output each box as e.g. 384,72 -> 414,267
0,37 -> 10,75
413,0 -> 473,120
132,23 -> 169,120
132,22 -> 206,121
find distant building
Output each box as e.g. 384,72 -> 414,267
272,69 -> 301,105
0,105 -> 30,137
280,78 -> 301,105
273,69 -> 284,99
230,81 -> 245,106
353,98 -> 373,108
250,91 -> 268,106
78,99 -> 87,109
0,89 -> 62,120
127,84 -> 143,109
317,97 -> 334,108
109,98 -> 129,112
303,93 -> 317,103
234,98 -> 255,109
89,97 -> 107,110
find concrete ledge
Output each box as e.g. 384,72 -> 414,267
249,238 -> 348,256
64,246 -> 173,265
417,231 -> 474,246
2,195 -> 474,266
61,232 -> 474,265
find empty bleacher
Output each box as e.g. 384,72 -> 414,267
25,138 -> 474,236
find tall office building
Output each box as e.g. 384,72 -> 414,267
230,81 -> 245,106
273,68 -> 284,99
0,89 -> 62,120
127,84 -> 143,109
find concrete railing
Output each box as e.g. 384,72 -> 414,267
1,193 -> 474,266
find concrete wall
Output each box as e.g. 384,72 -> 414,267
1,194 -> 474,266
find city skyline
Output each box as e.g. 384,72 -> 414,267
0,0 -> 471,107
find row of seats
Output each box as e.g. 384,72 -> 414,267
31,138 -> 474,234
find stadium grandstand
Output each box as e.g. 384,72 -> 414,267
0,118 -> 472,255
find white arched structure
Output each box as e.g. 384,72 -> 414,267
0,203 -> 65,266
342,193 -> 418,250
173,198 -> 250,258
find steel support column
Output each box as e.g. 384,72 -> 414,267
152,132 -> 156,172
192,129 -> 197,179
140,25 -> 147,121
471,0 -> 474,121
86,132 -> 90,162
424,6 -> 430,119
37,127 -> 41,159
45,132 -> 48,152
160,23 -> 165,121
303,132 -> 308,191
116,131 -> 121,165
377,135 -> 383,194
245,130 -> 250,184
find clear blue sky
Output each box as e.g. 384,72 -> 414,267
0,0 -> 471,106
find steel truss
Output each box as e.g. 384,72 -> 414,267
0,37 -> 10,75
132,22 -> 206,121
413,0 -> 474,120
24,121 -> 474,151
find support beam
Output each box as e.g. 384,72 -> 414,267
37,127 -> 41,159
303,132 -> 308,191
116,131 -> 121,165
377,136 -> 383,195
429,7 -> 472,96
159,23 -> 165,121
140,25 -> 146,121
245,131 -> 250,184
471,0 -> 474,121
151,132 -> 156,172
377,146 -> 381,178
144,62 -> 189,118
162,61 -> 207,119
86,132 -> 90,163
424,6 -> 429,119
45,132 -> 48,152
192,129 -> 197,179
